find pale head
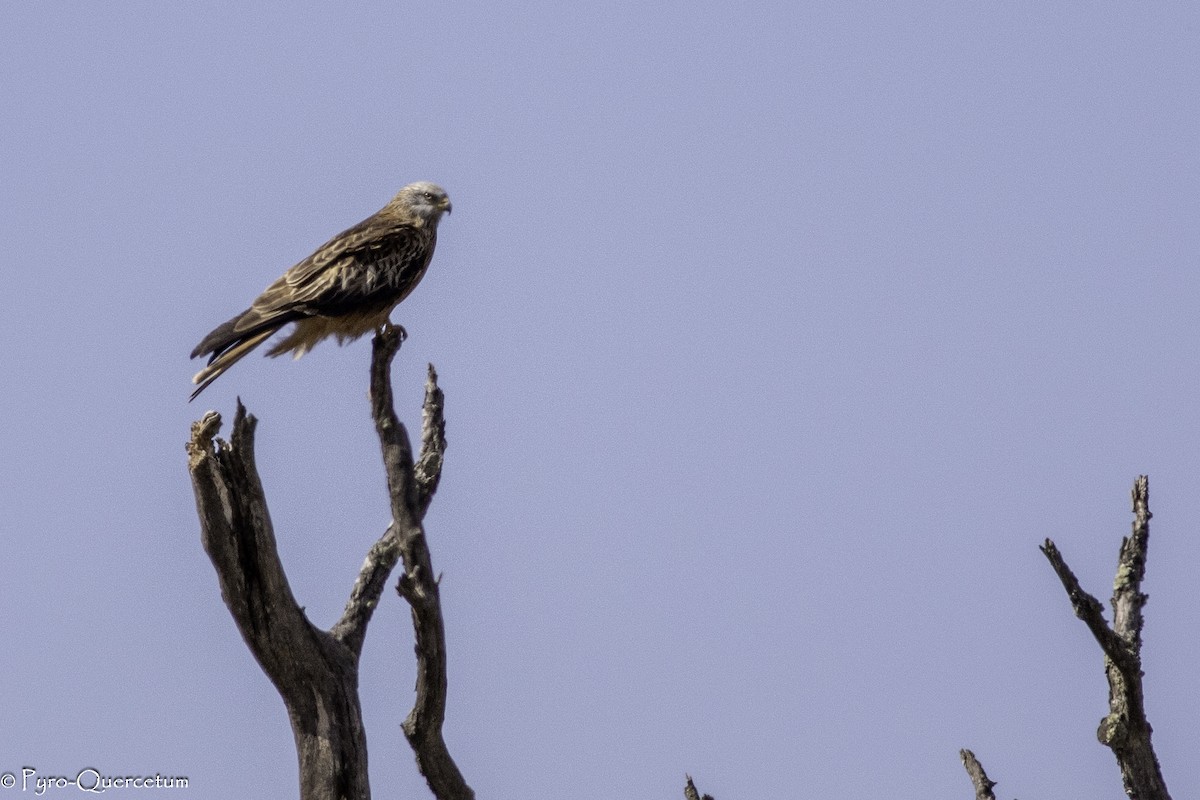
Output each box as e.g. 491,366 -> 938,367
390,181 -> 452,223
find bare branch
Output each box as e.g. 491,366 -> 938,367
334,343 -> 447,653
187,404 -> 369,800
331,523 -> 402,654
371,324 -> 420,518
1039,539 -> 1131,671
958,750 -> 997,800
1041,475 -> 1170,800
684,774 -> 714,800
189,326 -> 464,799
366,326 -> 472,800
1113,476 -> 1152,651
415,363 -> 447,516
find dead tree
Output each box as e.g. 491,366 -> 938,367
185,326 -> 472,800
959,749 -> 997,800
961,476 -> 1171,800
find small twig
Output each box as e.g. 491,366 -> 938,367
1040,475 -> 1170,800
415,363 -> 447,516
958,749 -> 997,800
1040,540 -> 1132,672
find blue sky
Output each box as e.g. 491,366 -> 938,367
3,3 -> 1198,798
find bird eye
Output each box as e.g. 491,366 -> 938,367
423,191 -> 434,201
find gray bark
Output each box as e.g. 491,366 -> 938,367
1041,475 -> 1169,800
962,477 -> 1170,800
958,749 -> 997,800
684,774 -> 714,800
186,325 -> 469,800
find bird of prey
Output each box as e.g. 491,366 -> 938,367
190,182 -> 451,400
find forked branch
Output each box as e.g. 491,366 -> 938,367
187,325 -> 467,800
1040,476 -> 1169,800
368,325 -> 470,800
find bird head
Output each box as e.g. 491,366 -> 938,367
394,181 -> 452,223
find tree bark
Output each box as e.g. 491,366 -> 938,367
187,405 -> 371,799
366,330 -> 472,800
186,325 -> 469,800
958,749 -> 997,800
684,774 -> 714,800
1041,475 -> 1170,800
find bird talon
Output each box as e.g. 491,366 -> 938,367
379,322 -> 408,343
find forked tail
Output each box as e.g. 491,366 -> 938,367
189,327 -> 277,401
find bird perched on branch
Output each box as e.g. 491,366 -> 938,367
190,182 -> 451,400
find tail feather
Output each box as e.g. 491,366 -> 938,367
191,306 -> 293,362
189,327 -> 279,401
190,316 -> 241,361
190,305 -> 305,400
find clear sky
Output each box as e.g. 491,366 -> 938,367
2,3 -> 1198,798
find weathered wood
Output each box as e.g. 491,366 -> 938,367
958,749 -> 997,800
188,405 -> 370,800
367,328 -> 472,800
187,325 -> 468,800
684,774 -> 714,800
1041,476 -> 1170,800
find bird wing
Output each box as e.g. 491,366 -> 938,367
190,219 -> 433,365
275,223 -> 435,315
236,221 -> 431,328
279,214 -> 397,292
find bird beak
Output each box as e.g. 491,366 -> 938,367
440,198 -> 453,214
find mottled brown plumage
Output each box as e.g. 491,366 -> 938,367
190,182 -> 451,400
